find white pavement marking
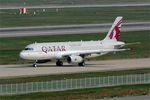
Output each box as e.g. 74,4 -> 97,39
0,58 -> 149,78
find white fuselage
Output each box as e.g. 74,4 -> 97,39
20,40 -> 124,60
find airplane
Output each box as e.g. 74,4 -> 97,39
20,16 -> 129,67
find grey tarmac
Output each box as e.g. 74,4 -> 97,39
0,3 -> 150,9
0,22 -> 150,37
97,95 -> 150,100
0,58 -> 149,78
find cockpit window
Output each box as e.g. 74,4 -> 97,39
24,48 -> 34,51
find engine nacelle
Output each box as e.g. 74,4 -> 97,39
67,55 -> 83,64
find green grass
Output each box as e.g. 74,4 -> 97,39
0,84 -> 149,100
0,0 -> 150,6
0,6 -> 150,27
0,68 -> 149,84
0,30 -> 150,65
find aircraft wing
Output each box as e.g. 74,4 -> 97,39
61,49 -> 129,57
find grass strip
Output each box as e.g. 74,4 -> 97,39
0,84 -> 149,100
0,68 -> 149,84
0,6 -> 150,27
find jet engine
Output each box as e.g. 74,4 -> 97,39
67,55 -> 83,64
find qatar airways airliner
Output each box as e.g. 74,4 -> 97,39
20,17 -> 130,67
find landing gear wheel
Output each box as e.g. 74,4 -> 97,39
56,60 -> 63,66
78,61 -> 85,66
33,60 -> 37,67
33,64 -> 37,67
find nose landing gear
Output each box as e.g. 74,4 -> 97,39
33,60 -> 37,67
33,63 -> 37,67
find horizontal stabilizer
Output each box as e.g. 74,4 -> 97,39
125,42 -> 141,46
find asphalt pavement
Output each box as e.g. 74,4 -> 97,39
97,95 -> 150,100
0,22 -> 150,37
0,3 -> 150,9
0,58 -> 149,78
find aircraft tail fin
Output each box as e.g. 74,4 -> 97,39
104,16 -> 123,41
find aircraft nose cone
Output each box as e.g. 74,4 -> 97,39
19,51 -> 27,59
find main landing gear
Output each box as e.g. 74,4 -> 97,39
56,60 -> 63,66
78,60 -> 85,66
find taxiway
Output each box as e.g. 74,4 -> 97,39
98,95 -> 150,100
1,3 -> 150,9
0,22 -> 150,37
0,58 -> 149,78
